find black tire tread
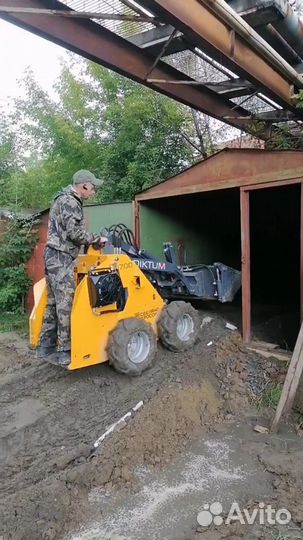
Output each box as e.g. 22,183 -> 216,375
107,317 -> 157,376
158,301 -> 200,352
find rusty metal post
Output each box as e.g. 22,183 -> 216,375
133,200 -> 141,248
240,188 -> 251,343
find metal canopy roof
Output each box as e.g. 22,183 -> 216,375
135,148 -> 303,200
2,0 -> 303,140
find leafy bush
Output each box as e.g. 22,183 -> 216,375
0,217 -> 37,313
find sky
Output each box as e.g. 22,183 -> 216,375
0,19 -> 66,105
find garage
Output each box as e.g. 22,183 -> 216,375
135,148 -> 303,349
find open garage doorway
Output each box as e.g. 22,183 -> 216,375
241,182 -> 303,350
138,188 -> 243,325
138,188 -> 241,268
136,149 -> 303,347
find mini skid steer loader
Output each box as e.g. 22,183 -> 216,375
30,224 -> 241,375
30,241 -> 201,375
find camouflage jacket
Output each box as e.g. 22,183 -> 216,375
46,185 -> 98,259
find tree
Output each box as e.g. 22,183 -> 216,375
165,48 -> 242,156
0,110 -> 15,181
0,59 -> 194,209
88,64 -> 193,201
0,217 -> 36,313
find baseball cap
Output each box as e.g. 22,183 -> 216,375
72,170 -> 104,188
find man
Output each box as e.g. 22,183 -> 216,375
37,170 -> 107,366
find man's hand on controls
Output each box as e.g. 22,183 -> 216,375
92,236 -> 108,249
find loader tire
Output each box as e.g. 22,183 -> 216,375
107,318 -> 157,376
158,301 -> 200,352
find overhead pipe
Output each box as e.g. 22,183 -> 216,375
199,0 -> 303,89
259,23 -> 303,67
273,0 -> 303,58
227,0 -> 303,60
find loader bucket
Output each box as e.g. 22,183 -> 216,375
214,263 -> 242,303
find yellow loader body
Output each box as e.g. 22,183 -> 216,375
30,248 -> 165,371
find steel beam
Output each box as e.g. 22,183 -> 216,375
1,0 -> 269,135
205,78 -> 255,98
144,27 -> 178,80
129,24 -> 175,48
130,28 -> 259,97
255,110 -> 296,121
129,25 -> 187,57
129,1 -> 303,83
138,0 -> 303,114
0,6 -> 160,23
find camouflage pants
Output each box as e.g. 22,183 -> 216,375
39,247 -> 75,352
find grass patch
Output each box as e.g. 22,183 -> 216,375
255,382 -> 283,409
0,311 -> 29,335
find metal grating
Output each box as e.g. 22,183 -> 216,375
163,50 -> 229,83
59,0 -> 156,37
231,94 -> 276,115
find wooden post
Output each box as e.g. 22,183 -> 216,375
271,322 -> 303,432
301,182 -> 303,323
240,188 -> 251,343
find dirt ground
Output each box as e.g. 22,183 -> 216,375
1,313 -> 303,540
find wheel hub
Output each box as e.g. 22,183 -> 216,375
176,314 -> 194,341
127,331 -> 151,364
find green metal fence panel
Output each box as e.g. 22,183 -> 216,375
139,190 -> 241,267
84,202 -> 133,233
139,201 -> 214,265
83,193 -> 240,270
